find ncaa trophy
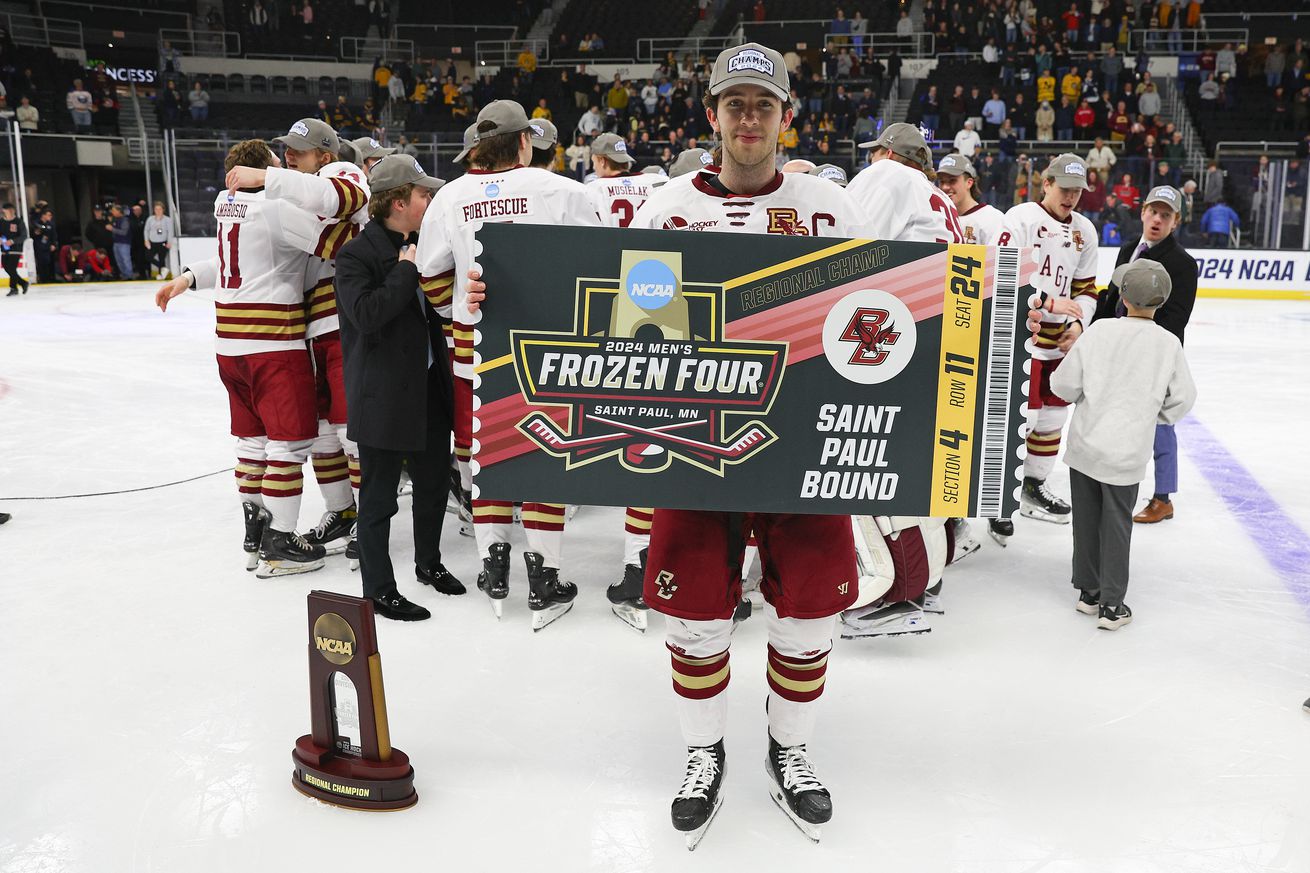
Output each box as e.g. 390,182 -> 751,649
291,590 -> 417,810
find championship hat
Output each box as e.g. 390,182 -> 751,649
642,165 -> 667,176
352,136 -> 396,163
1042,153 -> 1090,190
476,100 -> 530,137
528,118 -> 558,150
336,139 -> 359,166
1142,184 -> 1182,212
668,147 -> 714,178
274,118 -> 339,154
937,153 -> 976,177
454,123 -> 480,164
709,43 -> 790,102
809,163 -> 849,186
366,154 -> 445,194
1112,258 -> 1172,308
860,122 -> 930,167
590,132 -> 634,165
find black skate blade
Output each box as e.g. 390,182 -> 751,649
531,600 -> 572,632
1019,505 -> 1072,525
838,623 -> 932,641
611,603 -> 647,633
766,770 -> 822,843
683,793 -> 724,852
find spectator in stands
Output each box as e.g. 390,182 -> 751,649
1198,72 -> 1219,106
1215,43 -> 1237,81
1036,100 -> 1055,141
1266,45 -> 1287,90
607,76 -> 629,116
1201,199 -> 1238,247
896,9 -> 913,37
886,49 -> 902,100
96,94 -> 120,135
1062,66 -> 1083,105
189,82 -> 210,123
109,206 -> 133,280
578,105 -> 603,137
1270,87 -> 1291,132
953,120 -> 981,158
57,241 -> 82,282
1062,3 -> 1081,43
566,133 -> 589,181
16,96 -> 38,133
158,80 -> 181,130
1108,100 -> 1131,141
396,135 -> 417,157
129,204 -> 148,279
1164,132 -> 1186,168
1081,169 -> 1106,221
1138,82 -> 1161,120
1179,180 -> 1198,237
249,0 -> 270,49
946,85 -> 966,137
1037,68 -> 1057,106
1008,92 -> 1031,139
1073,99 -> 1095,140
144,202 -> 173,279
1202,160 -> 1224,206
1055,96 -> 1075,141
1285,160 -> 1305,225
851,11 -> 867,53
67,79 -> 93,134
84,206 -> 112,255
1114,172 -> 1140,210
1154,159 -> 1177,191
32,209 -> 56,284
1099,193 -> 1128,244
79,246 -> 113,280
332,95 -> 356,131
160,40 -> 182,77
981,89 -> 1006,139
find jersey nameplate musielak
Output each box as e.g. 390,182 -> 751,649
472,224 -> 1034,517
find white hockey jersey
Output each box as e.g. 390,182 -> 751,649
193,189 -> 326,356
1000,201 -> 1099,361
631,169 -> 868,238
587,170 -> 658,228
416,166 -> 601,379
957,202 -> 1006,246
846,158 -> 963,243
264,161 -> 370,341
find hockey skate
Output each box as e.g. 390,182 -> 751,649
1020,477 -> 1072,524
346,522 -> 359,571
475,542 -> 511,619
950,518 -> 981,563
839,599 -> 931,640
988,518 -> 1013,546
242,501 -> 270,571
672,740 -> 725,851
256,528 -> 326,578
607,549 -> 649,633
765,734 -> 831,843
303,506 -> 357,556
920,580 -> 944,615
525,550 -> 577,632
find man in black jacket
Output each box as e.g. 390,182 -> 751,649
1093,185 -> 1198,525
1,203 -> 29,295
334,155 -> 462,621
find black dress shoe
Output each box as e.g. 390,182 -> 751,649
371,592 -> 431,621
417,563 -> 466,596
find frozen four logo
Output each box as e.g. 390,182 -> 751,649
727,48 -> 774,77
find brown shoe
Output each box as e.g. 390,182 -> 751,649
1133,498 -> 1174,524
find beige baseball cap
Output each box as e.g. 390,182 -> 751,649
454,123 -> 480,164
860,122 -> 930,167
590,132 -> 634,165
528,118 -> 558,149
668,147 -> 714,178
476,100 -> 530,137
367,154 -> 445,194
1142,184 -> 1182,212
337,139 -> 359,166
352,136 -> 396,163
274,118 -> 339,153
937,153 -> 976,177
1042,153 -> 1090,190
809,163 -> 849,186
1112,259 -> 1172,308
709,43 -> 790,102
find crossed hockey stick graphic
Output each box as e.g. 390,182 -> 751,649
521,411 -> 774,462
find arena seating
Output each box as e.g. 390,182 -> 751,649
549,0 -> 699,61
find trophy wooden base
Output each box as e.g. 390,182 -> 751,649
291,735 -> 418,811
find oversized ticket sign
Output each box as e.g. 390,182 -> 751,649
472,224 -> 1035,518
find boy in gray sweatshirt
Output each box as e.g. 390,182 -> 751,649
1049,259 -> 1197,630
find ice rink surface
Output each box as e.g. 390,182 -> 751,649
2,283 -> 1308,873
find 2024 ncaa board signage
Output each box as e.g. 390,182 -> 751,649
472,224 -> 1034,518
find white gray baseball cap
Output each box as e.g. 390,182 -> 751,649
668,147 -> 714,178
809,163 -> 849,186
937,153 -> 976,177
367,154 -> 445,194
1042,153 -> 1090,190
590,132 -> 634,165
1142,184 -> 1182,211
352,136 -> 396,163
274,117 -> 339,153
476,100 -> 530,137
860,122 -> 931,167
454,123 -> 479,164
1112,259 -> 1172,308
709,43 -> 790,102
528,118 -> 558,149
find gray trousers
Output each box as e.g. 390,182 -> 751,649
1069,468 -> 1139,608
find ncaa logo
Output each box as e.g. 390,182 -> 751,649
821,289 -> 917,385
625,258 -> 677,310
485,183 -> 500,197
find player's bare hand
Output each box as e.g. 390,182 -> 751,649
225,166 -> 267,195
1026,307 -> 1044,335
155,276 -> 189,312
466,268 -> 486,314
1057,320 -> 1083,352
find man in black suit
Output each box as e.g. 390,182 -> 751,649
334,155 -> 464,621
1093,185 -> 1198,525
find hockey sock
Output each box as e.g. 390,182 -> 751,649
765,612 -> 836,747
473,500 -> 513,559
235,436 -> 268,507
667,617 -> 733,746
262,439 -> 312,533
623,507 -> 653,566
312,451 -> 352,512
522,503 -> 566,569
348,454 -> 361,507
1023,430 -> 1062,481
455,445 -> 472,493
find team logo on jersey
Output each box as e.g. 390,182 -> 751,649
1071,229 -> 1085,251
766,208 -> 810,235
505,250 -> 787,475
662,215 -> 719,231
654,570 -> 678,600
821,289 -> 917,385
963,225 -> 977,244
727,48 -> 774,76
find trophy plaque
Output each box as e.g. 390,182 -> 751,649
291,591 -> 417,810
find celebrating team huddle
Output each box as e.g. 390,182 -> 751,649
160,40 -> 1105,850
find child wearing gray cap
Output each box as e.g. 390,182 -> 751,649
1048,259 -> 1197,629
